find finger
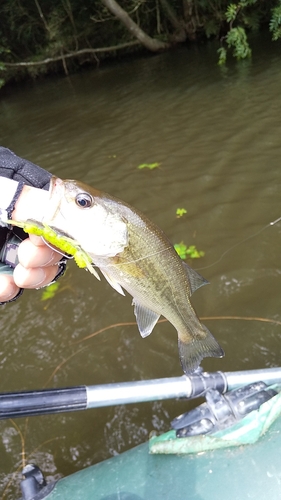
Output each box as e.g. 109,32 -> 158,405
28,234 -> 46,246
28,234 -> 63,257
0,274 -> 20,302
18,237 -> 62,268
13,263 -> 60,289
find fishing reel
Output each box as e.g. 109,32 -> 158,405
171,381 -> 277,437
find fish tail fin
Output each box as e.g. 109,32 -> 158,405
178,324 -> 224,374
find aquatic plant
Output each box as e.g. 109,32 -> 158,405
137,163 -> 160,170
174,242 -> 205,260
176,208 -> 187,218
41,282 -> 60,301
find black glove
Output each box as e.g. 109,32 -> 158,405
0,147 -> 51,189
0,147 -> 66,304
0,146 -> 52,268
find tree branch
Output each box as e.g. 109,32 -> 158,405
1,42 -> 140,68
101,0 -> 169,52
159,0 -> 186,42
33,0 -> 50,34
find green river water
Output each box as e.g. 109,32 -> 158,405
0,35 -> 281,498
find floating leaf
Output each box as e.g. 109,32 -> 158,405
185,245 -> 205,259
174,242 -> 205,260
41,282 -> 60,301
174,242 -> 188,260
176,208 -> 187,218
137,162 -> 160,170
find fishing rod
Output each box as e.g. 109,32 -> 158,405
0,367 -> 281,419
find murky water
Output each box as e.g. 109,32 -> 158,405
1,35 -> 281,498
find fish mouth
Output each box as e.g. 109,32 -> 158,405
42,176 -> 76,253
46,176 -> 67,222
46,176 -> 74,232
50,176 -> 65,195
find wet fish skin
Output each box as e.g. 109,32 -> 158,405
45,177 -> 224,374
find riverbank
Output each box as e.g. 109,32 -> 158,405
1,0 -> 280,89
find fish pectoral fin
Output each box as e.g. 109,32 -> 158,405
132,299 -> 160,338
182,262 -> 209,295
100,269 -> 125,296
178,324 -> 224,374
86,264 -> 101,280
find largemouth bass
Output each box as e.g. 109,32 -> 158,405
16,177 -> 225,374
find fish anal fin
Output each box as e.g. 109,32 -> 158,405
132,299 -> 160,338
178,325 -> 224,374
182,262 -> 209,295
100,269 -> 125,296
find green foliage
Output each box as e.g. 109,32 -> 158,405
226,26 -> 252,59
137,162 -> 160,170
0,0 -> 136,85
174,242 -> 205,260
270,4 -> 281,40
204,20 -> 220,39
41,282 -> 60,301
0,47 -> 8,88
174,207 -> 203,259
0,0 -> 280,86
0,66 -> 5,89
226,4 -> 239,23
217,0 -> 281,65
218,46 -> 227,66
218,1 -> 256,64
176,208 -> 187,218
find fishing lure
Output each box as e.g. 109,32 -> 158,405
7,219 -> 99,279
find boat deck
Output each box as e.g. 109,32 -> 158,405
45,414 -> 281,500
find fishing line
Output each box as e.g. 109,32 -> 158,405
43,205 -> 172,268
40,204 -> 281,274
41,231 -> 171,271
103,216 -> 281,271
194,216 -> 281,272
102,245 -> 171,268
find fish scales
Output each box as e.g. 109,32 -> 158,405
93,206 -> 189,321
90,199 -> 213,345
19,177 -> 225,374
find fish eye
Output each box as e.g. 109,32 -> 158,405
75,192 -> 93,209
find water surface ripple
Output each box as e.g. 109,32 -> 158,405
0,36 -> 281,497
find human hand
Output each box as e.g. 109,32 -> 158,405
0,178 -> 67,304
0,234 -> 64,303
0,147 -> 69,304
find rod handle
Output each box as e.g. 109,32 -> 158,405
0,386 -> 87,419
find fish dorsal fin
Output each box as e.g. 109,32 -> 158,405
100,269 -> 125,296
132,299 -> 160,338
182,262 -> 209,295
